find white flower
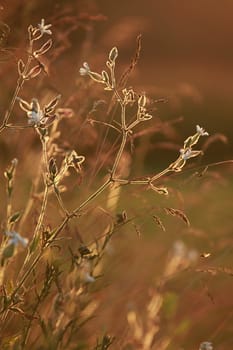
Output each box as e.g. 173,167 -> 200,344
79,62 -> 91,76
196,125 -> 209,136
5,231 -> 29,248
38,18 -> 52,35
199,342 -> 213,350
180,148 -> 192,160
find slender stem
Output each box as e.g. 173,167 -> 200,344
5,124 -> 32,130
34,186 -> 49,237
0,40 -> 33,133
110,62 -> 116,89
127,119 -> 140,131
21,298 -> 40,348
32,136 -> 49,238
111,131 -> 128,177
73,178 -> 111,215
17,134 -> 49,281
10,253 -> 42,302
53,185 -> 69,215
18,176 -> 41,232
113,89 -> 126,129
0,82 -> 23,133
150,168 -> 170,182
6,198 -> 12,233
19,121 -> 60,231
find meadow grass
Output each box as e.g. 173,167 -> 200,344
0,14 -> 232,350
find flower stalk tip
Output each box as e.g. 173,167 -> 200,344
79,62 -> 91,76
196,125 -> 209,136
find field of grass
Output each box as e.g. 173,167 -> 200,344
0,2 -> 232,349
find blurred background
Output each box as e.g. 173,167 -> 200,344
1,0 -> 233,160
0,1 -> 233,349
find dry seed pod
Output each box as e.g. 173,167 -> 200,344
44,95 -> 61,114
101,70 -> 110,85
49,158 -> 58,179
28,25 -> 34,41
142,113 -> 152,120
108,46 -> 118,63
169,157 -> 186,172
24,65 -> 42,80
138,93 -> 147,108
33,39 -> 52,57
89,71 -> 103,83
9,212 -> 21,224
183,132 -> 202,149
17,59 -> 25,76
17,98 -> 31,112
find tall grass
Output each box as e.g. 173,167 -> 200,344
0,15 -> 232,350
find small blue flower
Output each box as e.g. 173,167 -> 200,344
38,19 -> 52,35
18,97 -> 44,126
27,109 -> 43,125
5,231 -> 29,248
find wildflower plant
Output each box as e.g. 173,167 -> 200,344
0,16 -> 221,350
